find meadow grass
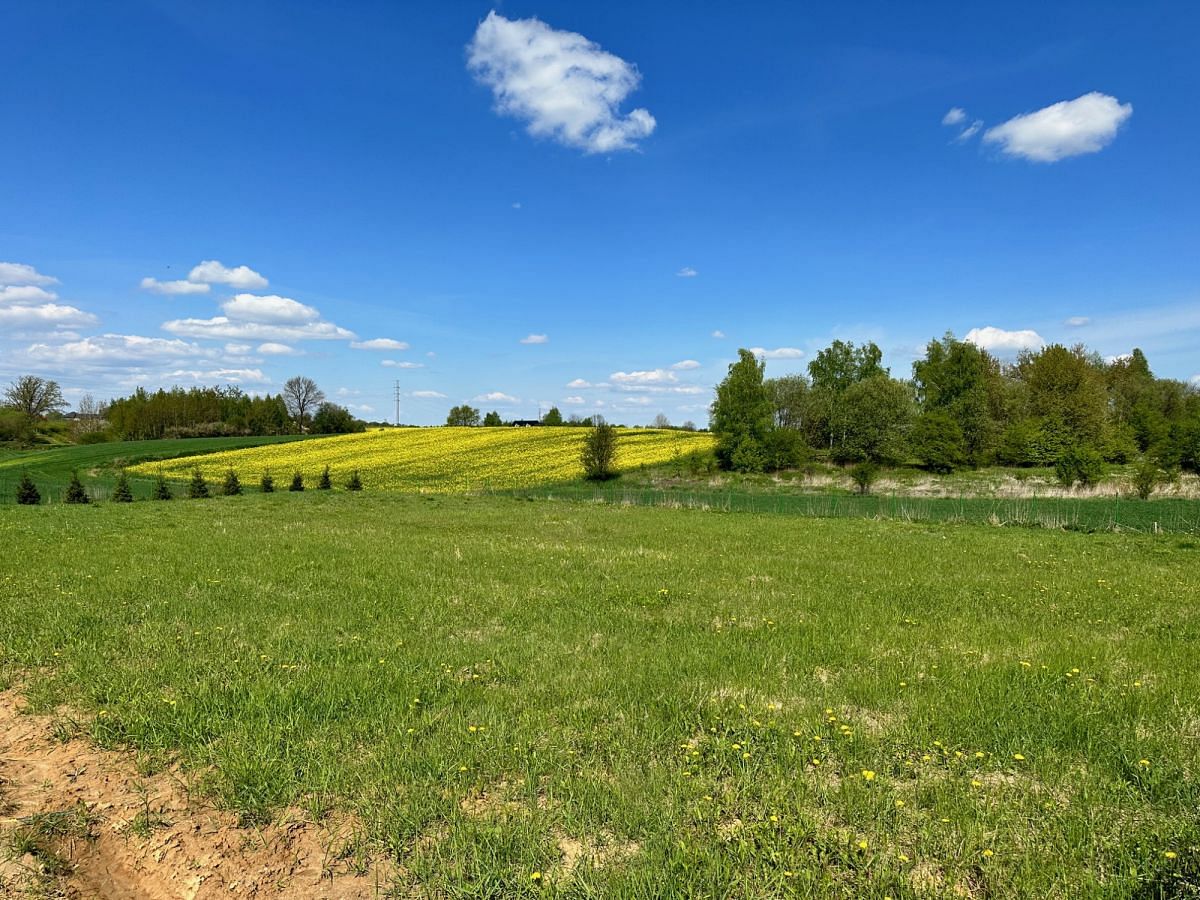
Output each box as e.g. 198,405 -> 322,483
0,435 -> 309,503
1,493 -> 1197,897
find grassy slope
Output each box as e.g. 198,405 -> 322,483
0,435 -> 309,503
1,494 -> 1197,897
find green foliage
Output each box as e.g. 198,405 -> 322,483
222,469 -> 242,496
541,406 -> 563,426
910,410 -> 967,473
152,472 -> 173,501
765,374 -> 811,432
1132,458 -> 1166,500
912,334 -> 1005,464
446,405 -> 481,427
15,471 -> 40,505
849,461 -> 878,495
0,409 -> 37,445
345,470 -> 363,491
761,427 -> 807,471
289,471 -> 305,492
311,402 -> 363,435
3,375 -> 67,418
1055,446 -> 1106,488
836,375 -> 914,465
711,349 -> 775,471
64,471 -> 90,504
105,385 -> 291,441
483,410 -> 503,427
1017,344 -> 1108,452
260,470 -> 275,493
110,470 -> 134,502
187,468 -> 210,499
581,423 -> 619,480
318,465 -> 332,490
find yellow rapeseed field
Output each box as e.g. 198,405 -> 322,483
132,427 -> 713,493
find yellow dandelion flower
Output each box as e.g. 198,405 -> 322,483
1165,851 -> 1177,859
861,770 -> 876,781
1013,753 -> 1026,761
857,840 -> 869,850
982,849 -> 994,858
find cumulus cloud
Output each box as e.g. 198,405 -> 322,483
473,391 -> 519,404
187,260 -> 269,290
676,266 -> 698,278
381,360 -> 424,369
0,285 -> 58,304
1065,316 -> 1091,327
221,294 -> 318,324
566,378 -> 592,388
162,368 -> 268,384
351,338 -> 410,351
257,342 -> 301,356
749,346 -> 804,360
671,359 -> 701,370
0,262 -> 59,286
410,390 -> 448,399
467,11 -> 656,154
519,333 -> 549,344
25,333 -> 214,366
563,395 -> 586,405
964,326 -> 1045,353
162,317 -> 355,342
140,277 -> 210,295
942,107 -> 966,126
610,368 -> 678,385
224,342 -> 253,354
983,92 -> 1132,162
0,303 -> 98,328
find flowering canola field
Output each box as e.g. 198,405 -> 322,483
132,427 -> 713,492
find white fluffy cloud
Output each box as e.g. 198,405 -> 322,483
381,360 -> 424,369
610,368 -> 677,385
0,285 -> 58,304
942,107 -> 966,126
519,333 -> 549,344
671,359 -> 701,370
410,390 -> 448,399
162,368 -> 268,384
351,338 -> 410,351
0,303 -> 97,328
257,342 -> 301,356
25,334 -> 214,366
566,378 -> 592,388
140,277 -> 211,295
749,346 -> 804,360
983,92 -> 1132,162
964,326 -> 1045,353
473,391 -> 519,404
563,395 -> 586,405
0,262 -> 59,286
187,260 -> 269,290
467,11 -> 656,154
676,267 -> 698,278
221,293 -> 318,324
162,317 -> 354,341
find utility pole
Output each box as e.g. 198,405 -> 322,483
394,380 -> 401,427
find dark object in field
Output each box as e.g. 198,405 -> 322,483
260,470 -> 275,493
289,471 -> 304,492
64,471 -> 90,504
850,461 -> 877,495
111,471 -> 134,502
346,470 -> 363,491
222,469 -> 242,496
16,471 -> 40,505
318,465 -> 332,490
582,423 -> 619,481
187,469 -> 210,499
153,473 -> 173,500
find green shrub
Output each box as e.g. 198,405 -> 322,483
910,411 -> 966,474
318,465 -> 332,490
111,471 -> 134,503
260,470 -> 275,493
152,473 -> 173,501
64,471 -> 90,504
346,470 -> 363,491
289,472 -> 305,492
15,472 -> 40,505
222,469 -> 242,496
1055,447 -> 1105,488
850,461 -> 878,495
1131,459 -> 1165,500
187,469 -> 210,499
581,424 -> 619,481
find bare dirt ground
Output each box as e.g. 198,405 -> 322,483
0,690 -> 398,899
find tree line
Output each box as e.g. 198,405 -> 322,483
711,336 -> 1200,479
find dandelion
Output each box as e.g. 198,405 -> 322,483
531,871 -> 543,881
1164,851 -> 1177,859
1013,753 -> 1026,761
857,840 -> 869,850
861,770 -> 876,781
897,853 -> 910,863
1138,759 -> 1150,767
894,800 -> 905,808
982,849 -> 994,858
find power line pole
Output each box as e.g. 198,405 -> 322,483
394,380 -> 401,426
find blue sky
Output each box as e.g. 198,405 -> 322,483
3,0 -> 1197,424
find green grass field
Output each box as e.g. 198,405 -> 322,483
2,492 -> 1197,897
0,435 -> 310,503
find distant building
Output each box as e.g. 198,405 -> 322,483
510,419 -> 541,427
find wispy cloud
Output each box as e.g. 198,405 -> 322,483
140,277 -> 210,295
519,333 -> 548,344
1065,316 -> 1091,327
473,391 -> 519,404
351,338 -> 410,351
410,390 -> 448,399
676,266 -> 698,278
467,11 -> 655,154
749,346 -> 804,360
381,360 -> 424,369
711,330 -> 725,339
671,359 -> 701,370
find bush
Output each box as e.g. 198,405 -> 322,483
910,411 -> 966,474
1055,446 -> 1105,488
318,465 -> 332,490
77,429 -> 112,445
15,472 -> 40,505
187,469 -> 210,499
849,461 -> 878,495
1131,459 -> 1165,500
581,424 -> 619,480
762,428 -> 806,471
64,471 -> 90,504
222,469 -> 242,496
111,471 -> 134,502
153,473 -> 173,500
260,470 -> 275,493
289,472 -> 305,492
346,470 -> 363,491
0,410 -> 35,445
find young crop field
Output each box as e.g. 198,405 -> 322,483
130,427 -> 713,493
1,493 -> 1197,897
